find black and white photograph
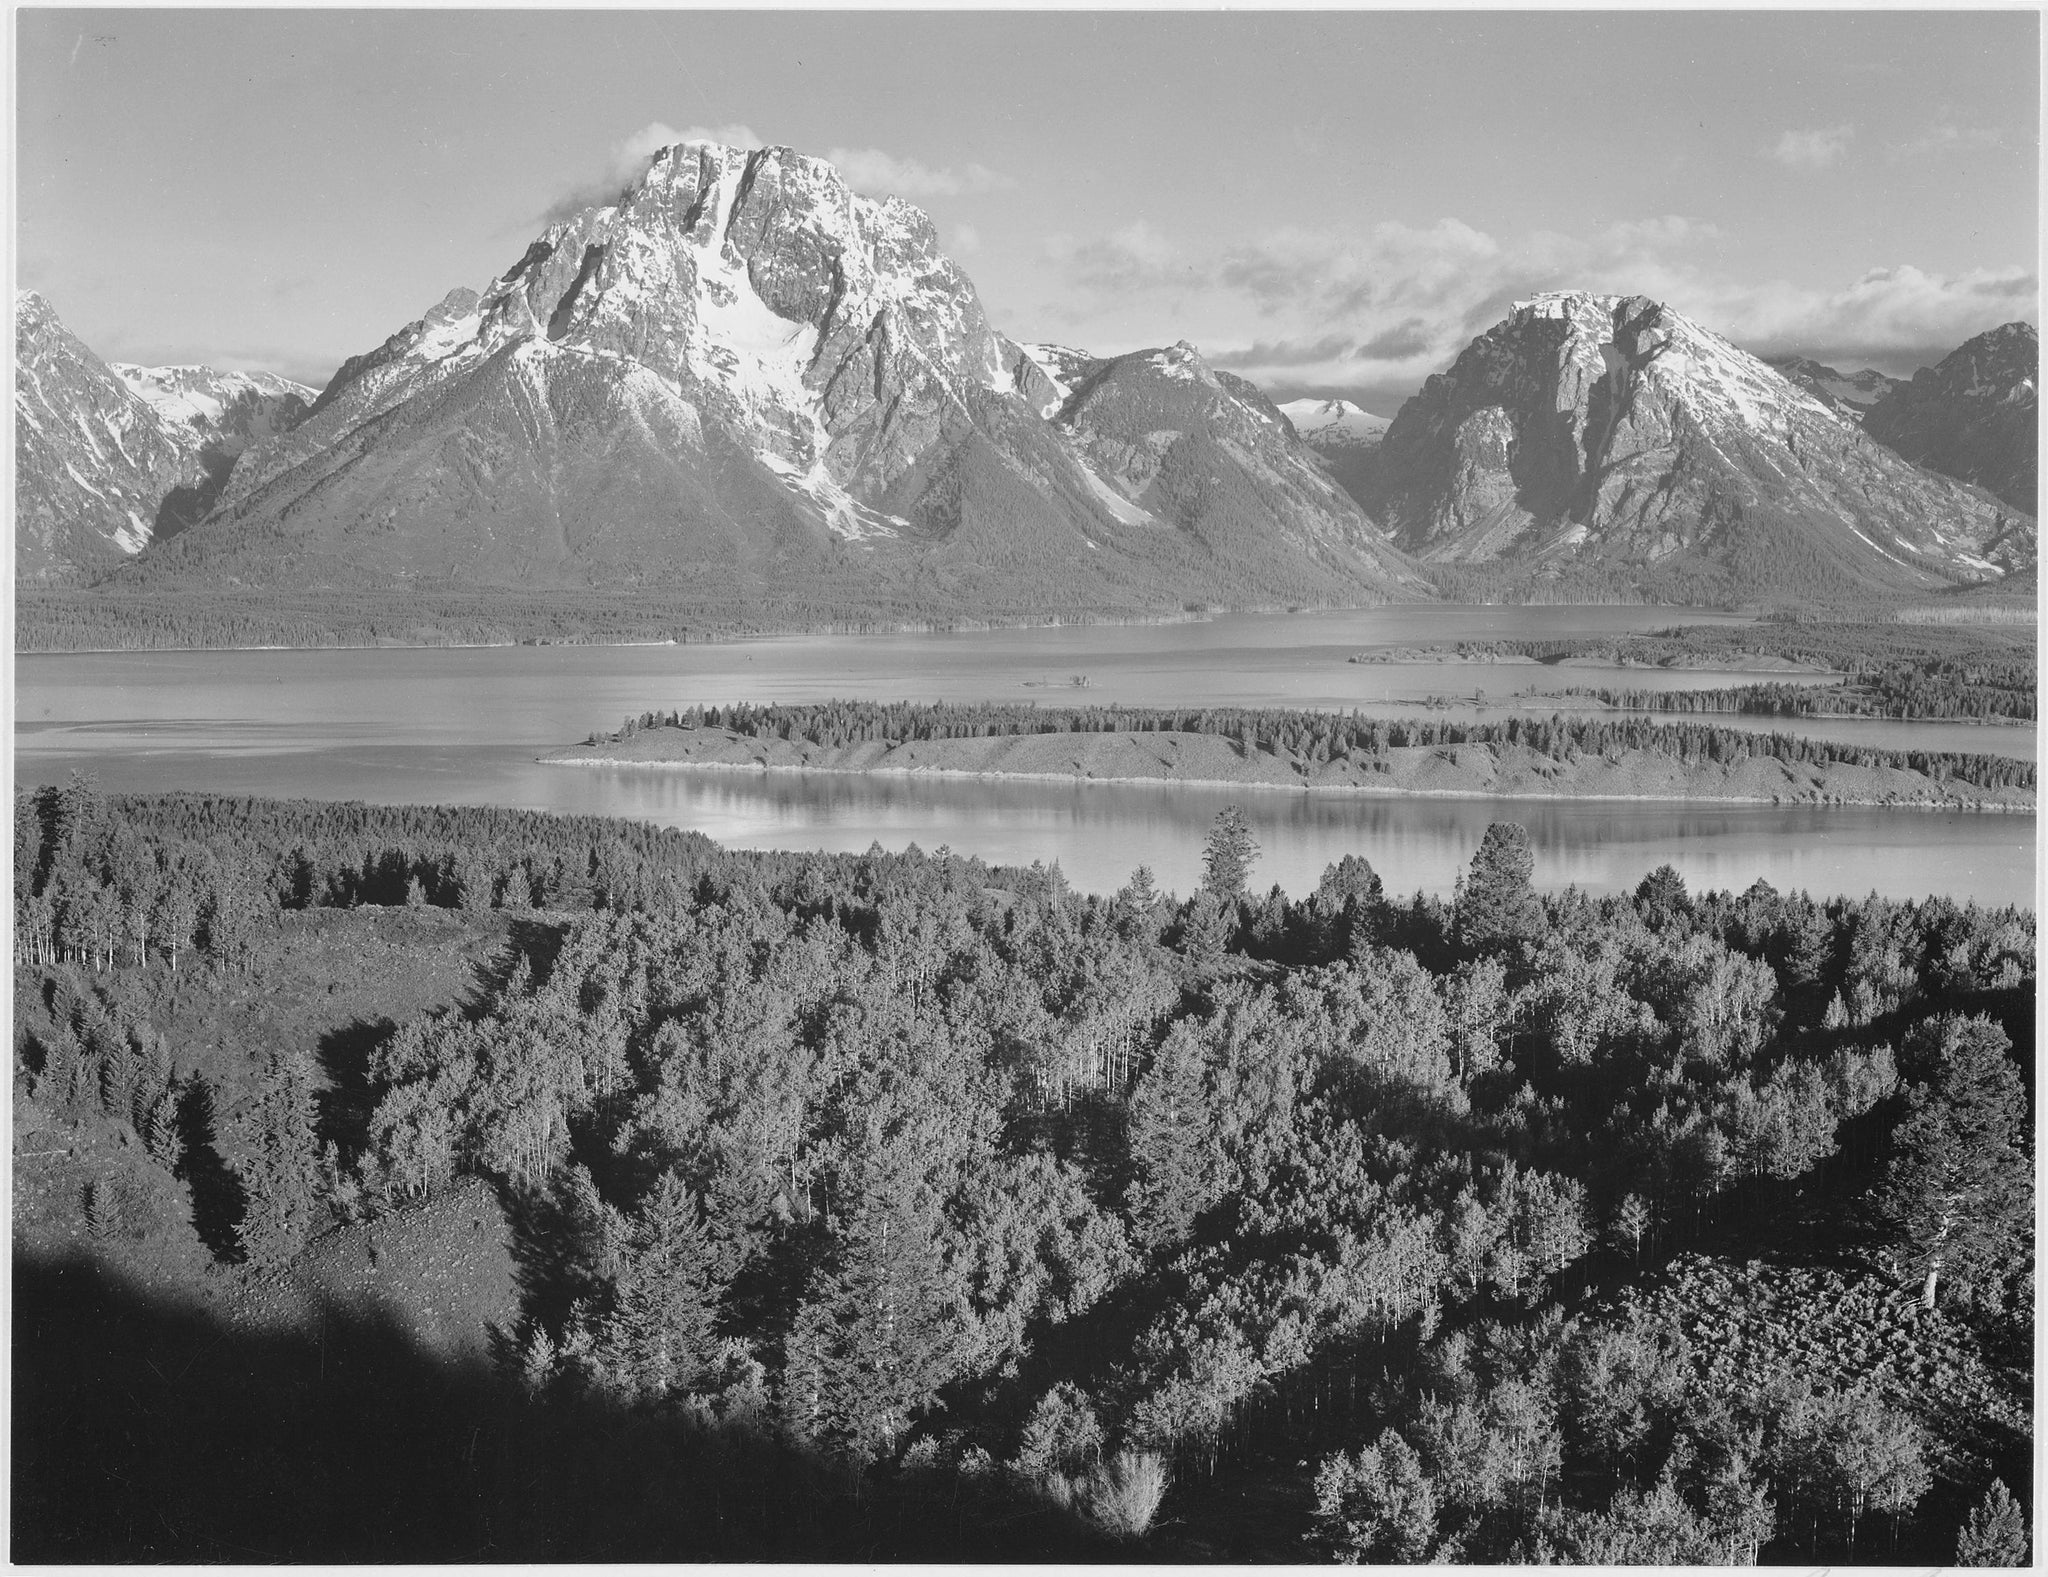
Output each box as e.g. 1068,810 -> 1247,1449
10,6 -> 2038,1562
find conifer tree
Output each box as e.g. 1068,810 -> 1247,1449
1957,1479 -> 2029,1566
1456,822 -> 1542,958
590,1172 -> 718,1401
1200,806 -> 1259,902
786,1173 -> 965,1465
1877,1014 -> 2030,1309
1125,1021 -> 1224,1251
236,1051 -> 322,1274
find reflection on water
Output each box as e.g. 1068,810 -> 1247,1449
16,607 -> 2035,907
13,737 -> 2033,909
556,763 -> 2035,907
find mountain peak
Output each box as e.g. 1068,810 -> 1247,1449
1863,319 -> 2037,512
126,136 -> 1419,615
15,291 -> 204,581
1278,397 -> 1392,448
1367,292 -> 2028,595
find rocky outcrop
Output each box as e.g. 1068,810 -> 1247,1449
1862,322 -> 2037,514
131,142 -> 1419,615
14,291 -> 206,583
1365,292 -> 2032,601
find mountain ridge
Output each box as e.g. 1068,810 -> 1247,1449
1362,291 -> 2031,603
15,143 -> 2037,620
116,140 -> 1421,616
15,290 -> 209,583
1861,321 -> 2037,514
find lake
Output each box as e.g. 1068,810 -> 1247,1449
15,608 -> 2037,907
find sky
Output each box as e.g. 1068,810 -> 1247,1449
15,9 -> 2040,411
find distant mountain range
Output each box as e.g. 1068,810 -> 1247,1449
13,137 -> 2037,618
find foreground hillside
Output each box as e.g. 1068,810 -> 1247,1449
553,702 -> 2035,810
12,786 -> 2034,1561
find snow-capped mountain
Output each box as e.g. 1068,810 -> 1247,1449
14,291 -> 206,583
1013,342 -> 1095,416
1278,398 -> 1392,449
1862,322 -> 2037,515
1277,397 -> 1393,511
1364,292 -> 2031,599
113,363 -> 315,473
137,140 -> 1416,614
1759,356 -> 1900,424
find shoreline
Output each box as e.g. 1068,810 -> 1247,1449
12,604 -> 1265,658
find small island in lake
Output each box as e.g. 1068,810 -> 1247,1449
544,700 -> 2034,810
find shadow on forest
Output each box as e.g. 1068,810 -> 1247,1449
11,1247 -> 1116,1563
173,1079 -> 246,1264
314,1016 -> 396,1157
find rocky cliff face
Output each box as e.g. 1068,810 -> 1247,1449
1861,322 -> 2037,515
1761,356 -> 1900,424
1365,292 -> 2031,600
137,141 -> 1416,614
14,291 -> 206,584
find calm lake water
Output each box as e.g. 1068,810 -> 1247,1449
15,608 -> 2037,907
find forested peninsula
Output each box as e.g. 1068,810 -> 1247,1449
551,702 -> 2035,809
11,784 -> 2034,1562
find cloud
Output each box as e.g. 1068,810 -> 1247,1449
535,121 -> 766,226
1723,264 -> 2037,371
1768,125 -> 1854,171
1032,206 -> 2029,400
1356,319 -> 1436,361
638,122 -> 766,158
824,147 -> 1012,199
1890,122 -> 2005,160
1045,221 -> 1194,295
1212,333 -> 1359,372
949,224 -> 983,257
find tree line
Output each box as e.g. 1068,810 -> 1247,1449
13,783 -> 2032,1560
1405,621 -> 2035,724
1560,658 -> 2032,724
